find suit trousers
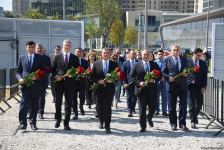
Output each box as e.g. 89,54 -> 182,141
138,84 -> 157,129
126,84 -> 137,113
168,82 -> 188,127
95,84 -> 115,128
19,84 -> 40,125
188,84 -> 203,123
72,80 -> 86,115
55,79 -> 74,126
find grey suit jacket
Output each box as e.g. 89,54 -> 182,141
162,55 -> 189,90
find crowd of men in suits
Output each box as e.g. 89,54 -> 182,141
16,40 -> 208,133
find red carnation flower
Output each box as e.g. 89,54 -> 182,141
194,65 -> 200,73
35,69 -> 45,79
152,69 -> 160,77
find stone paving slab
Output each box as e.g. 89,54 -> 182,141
0,90 -> 224,150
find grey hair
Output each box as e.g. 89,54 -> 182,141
36,43 -> 43,49
63,39 -> 72,45
170,44 -> 181,50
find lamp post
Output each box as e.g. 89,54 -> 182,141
205,0 -> 210,49
63,0 -> 66,20
138,11 -> 142,49
144,0 -> 148,49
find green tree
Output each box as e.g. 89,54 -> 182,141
85,22 -> 100,48
124,26 -> 137,47
84,0 -> 122,47
3,11 -> 14,18
108,19 -> 124,48
24,8 -> 46,19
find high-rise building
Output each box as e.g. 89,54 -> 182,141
0,7 -> 4,17
12,0 -> 84,17
194,0 -> 224,13
121,0 -> 195,13
13,0 -> 30,16
30,0 -> 84,17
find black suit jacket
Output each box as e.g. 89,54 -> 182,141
51,53 -> 79,84
130,61 -> 161,95
91,60 -> 118,95
189,59 -> 208,88
79,58 -> 88,69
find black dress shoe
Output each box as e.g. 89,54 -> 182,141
30,124 -> 38,130
140,128 -> 146,132
88,105 -> 91,109
64,125 -> 71,130
191,123 -> 196,129
99,123 -> 104,129
72,115 -> 78,120
55,121 -> 60,128
19,124 -> 27,130
148,120 -> 154,127
128,113 -> 133,117
180,125 -> 189,131
105,128 -> 111,134
171,125 -> 177,131
39,114 -> 44,119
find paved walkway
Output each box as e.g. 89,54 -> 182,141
0,90 -> 224,150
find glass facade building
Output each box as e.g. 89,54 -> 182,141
31,0 -> 84,17
159,8 -> 224,49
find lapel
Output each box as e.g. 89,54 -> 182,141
31,54 -> 36,71
180,56 -> 185,71
68,53 -> 72,66
139,61 -> 145,73
170,56 -> 176,68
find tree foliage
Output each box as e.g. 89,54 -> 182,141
3,11 -> 14,18
124,26 -> 137,47
84,0 -> 122,47
24,8 -> 46,19
108,19 -> 124,47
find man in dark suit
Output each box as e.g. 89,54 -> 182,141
51,39 -> 79,130
162,44 -> 190,131
188,48 -> 208,129
130,49 -> 161,132
35,43 -> 51,119
123,50 -> 138,117
50,45 -> 61,103
16,41 -> 44,130
72,48 -> 88,120
91,48 -> 118,134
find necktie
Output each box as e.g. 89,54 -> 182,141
28,55 -> 32,71
103,61 -> 108,75
175,58 -> 179,72
131,61 -> 134,68
65,54 -> 68,67
79,59 -> 82,66
145,62 -> 149,72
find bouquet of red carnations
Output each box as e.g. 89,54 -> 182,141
173,66 -> 200,79
91,67 -> 125,90
19,69 -> 46,87
136,69 -> 160,96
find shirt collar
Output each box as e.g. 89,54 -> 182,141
102,59 -> 109,63
172,56 -> 180,60
142,60 -> 149,64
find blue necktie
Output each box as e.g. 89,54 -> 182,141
28,55 -> 32,71
145,62 -> 149,72
103,61 -> 108,75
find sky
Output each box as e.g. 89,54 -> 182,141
0,0 -> 12,11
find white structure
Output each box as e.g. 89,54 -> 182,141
0,18 -> 84,68
211,23 -> 224,80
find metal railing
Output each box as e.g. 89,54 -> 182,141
0,68 -> 20,113
201,77 -> 224,136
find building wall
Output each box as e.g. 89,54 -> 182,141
0,7 -> 3,17
121,0 -> 194,13
195,0 -> 224,13
13,0 -> 30,16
